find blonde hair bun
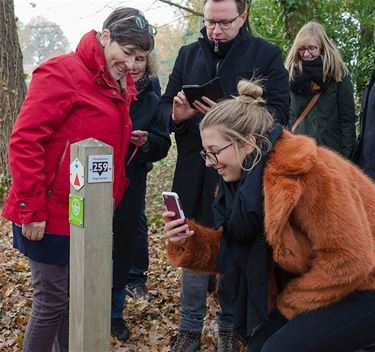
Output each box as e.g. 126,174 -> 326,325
236,79 -> 264,104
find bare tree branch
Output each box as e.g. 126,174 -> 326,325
157,0 -> 203,17
157,0 -> 253,33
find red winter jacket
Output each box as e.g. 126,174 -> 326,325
2,31 -> 136,236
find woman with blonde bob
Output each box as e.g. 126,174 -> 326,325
285,21 -> 356,157
162,80 -> 375,351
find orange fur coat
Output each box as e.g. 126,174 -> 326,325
167,131 -> 375,320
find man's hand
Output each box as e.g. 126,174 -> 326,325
172,91 -> 198,124
22,221 -> 46,241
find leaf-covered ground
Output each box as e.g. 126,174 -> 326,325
0,141 -> 243,351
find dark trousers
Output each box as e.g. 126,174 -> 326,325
247,290 -> 375,352
127,209 -> 149,288
24,260 -> 69,352
112,186 -> 146,319
112,186 -> 145,290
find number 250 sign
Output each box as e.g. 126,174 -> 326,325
88,155 -> 113,183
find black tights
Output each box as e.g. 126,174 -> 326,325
247,290 -> 375,352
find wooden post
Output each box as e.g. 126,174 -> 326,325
69,138 -> 113,352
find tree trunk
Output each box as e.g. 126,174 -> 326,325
355,0 -> 375,95
245,0 -> 252,34
0,0 -> 26,195
278,0 -> 317,44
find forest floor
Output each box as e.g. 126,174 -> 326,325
0,142 -> 244,351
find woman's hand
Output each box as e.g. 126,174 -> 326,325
172,91 -> 198,124
192,96 -> 216,115
22,221 -> 46,241
130,130 -> 148,146
162,211 -> 194,246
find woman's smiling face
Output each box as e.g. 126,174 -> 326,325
99,29 -> 146,82
201,126 -> 251,182
130,52 -> 148,82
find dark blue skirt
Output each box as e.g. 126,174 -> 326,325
12,223 -> 69,265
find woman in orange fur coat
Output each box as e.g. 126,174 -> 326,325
162,79 -> 375,352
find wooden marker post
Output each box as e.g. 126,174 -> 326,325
69,138 -> 113,352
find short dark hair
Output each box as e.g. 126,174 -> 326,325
203,0 -> 247,15
102,7 -> 154,52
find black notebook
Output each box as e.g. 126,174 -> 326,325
182,77 -> 225,108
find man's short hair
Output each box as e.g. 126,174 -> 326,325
203,0 -> 247,15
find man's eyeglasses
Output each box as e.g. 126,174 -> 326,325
200,143 -> 233,165
202,14 -> 241,30
110,14 -> 157,37
298,46 -> 319,55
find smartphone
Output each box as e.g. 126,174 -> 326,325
182,77 -> 225,108
162,191 -> 186,221
162,192 -> 189,235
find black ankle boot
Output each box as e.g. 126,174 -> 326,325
111,318 -> 130,342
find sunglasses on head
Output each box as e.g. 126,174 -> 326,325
110,14 -> 157,38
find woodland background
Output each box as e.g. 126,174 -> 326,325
1,0 -> 375,190
0,0 -> 374,350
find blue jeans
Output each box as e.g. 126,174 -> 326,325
247,290 -> 375,352
111,288 -> 126,320
179,270 -> 234,333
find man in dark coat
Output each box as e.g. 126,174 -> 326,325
352,65 -> 375,181
158,0 -> 289,350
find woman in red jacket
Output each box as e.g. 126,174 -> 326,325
163,80 -> 375,351
1,7 -> 155,352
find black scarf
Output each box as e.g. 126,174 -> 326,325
290,56 -> 330,95
213,124 -> 284,342
135,71 -> 151,95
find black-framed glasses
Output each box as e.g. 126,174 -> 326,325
110,14 -> 157,37
202,14 -> 241,30
200,143 -> 233,165
298,46 -> 319,55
